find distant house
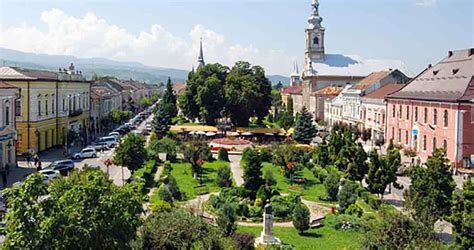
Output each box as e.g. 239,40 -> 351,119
360,83 -> 406,143
173,82 -> 186,96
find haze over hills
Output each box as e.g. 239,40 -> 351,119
0,48 -> 290,85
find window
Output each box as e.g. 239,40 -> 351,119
443,110 -> 448,127
392,105 -> 396,118
382,114 -> 385,125
433,109 -> 437,125
38,99 -> 42,116
432,137 -> 437,152
423,135 -> 427,151
406,106 -> 409,120
62,98 -> 66,112
399,105 -> 402,119
15,99 -> 21,116
398,128 -> 401,143
443,140 -> 447,151
423,108 -> 428,123
414,107 -> 418,122
52,98 -> 55,114
391,127 -> 394,140
405,131 -> 408,144
313,36 -> 319,45
45,98 -> 48,115
5,106 -> 10,126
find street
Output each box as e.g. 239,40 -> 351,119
1,112 -> 154,189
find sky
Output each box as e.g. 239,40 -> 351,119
0,0 -> 472,76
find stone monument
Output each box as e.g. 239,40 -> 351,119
255,200 -> 281,246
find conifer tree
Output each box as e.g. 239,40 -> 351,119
293,106 -> 317,144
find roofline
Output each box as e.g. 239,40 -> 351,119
0,78 -> 91,83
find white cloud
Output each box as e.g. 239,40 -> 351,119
415,0 -> 437,7
0,8 -> 292,75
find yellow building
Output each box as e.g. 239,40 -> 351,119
0,64 -> 91,155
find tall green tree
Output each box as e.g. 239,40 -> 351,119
2,169 -> 143,249
287,96 -> 294,115
179,69 -> 200,121
152,105 -> 172,138
293,106 -> 317,144
162,77 -> 178,118
224,61 -> 272,126
366,148 -> 400,200
450,178 -> 474,248
113,133 -> 147,174
346,143 -> 368,183
337,179 -> 359,213
313,138 -> 330,167
277,108 -> 294,131
241,148 -> 264,198
404,149 -> 456,224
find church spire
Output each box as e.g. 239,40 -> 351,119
197,38 -> 205,69
305,0 -> 325,65
290,61 -> 301,86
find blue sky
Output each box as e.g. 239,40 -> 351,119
0,0 -> 472,75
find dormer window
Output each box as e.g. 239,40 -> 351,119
433,70 -> 439,75
452,68 -> 459,75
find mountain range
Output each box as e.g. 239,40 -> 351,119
0,48 -> 290,85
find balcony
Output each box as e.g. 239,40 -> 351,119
69,109 -> 83,117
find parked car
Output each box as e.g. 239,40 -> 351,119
45,159 -> 75,174
39,169 -> 60,184
73,148 -> 97,159
108,131 -> 121,138
87,141 -> 110,151
97,136 -> 118,148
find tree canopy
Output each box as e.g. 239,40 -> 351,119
293,106 -> 317,144
2,168 -> 143,249
113,133 -> 147,173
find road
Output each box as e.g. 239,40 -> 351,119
5,112 -> 154,188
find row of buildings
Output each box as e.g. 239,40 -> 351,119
0,64 -> 160,167
282,0 -> 474,168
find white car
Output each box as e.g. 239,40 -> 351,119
39,169 -> 60,184
73,148 -> 97,159
108,132 -> 121,139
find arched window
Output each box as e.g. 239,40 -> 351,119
406,106 -> 409,120
443,140 -> 447,151
52,94 -> 55,114
37,94 -> 42,116
414,107 -> 418,122
45,94 -> 49,115
423,108 -> 428,123
313,35 -> 319,45
432,137 -> 437,152
5,106 -> 10,126
433,109 -> 437,125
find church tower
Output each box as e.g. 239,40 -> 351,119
290,61 -> 302,86
304,0 -> 325,69
197,38 -> 205,69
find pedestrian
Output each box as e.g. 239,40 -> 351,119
36,160 -> 42,172
33,154 -> 39,168
26,153 -> 31,167
5,164 -> 10,175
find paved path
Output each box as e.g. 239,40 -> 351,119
229,155 -> 244,187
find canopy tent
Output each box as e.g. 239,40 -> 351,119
170,125 -> 218,133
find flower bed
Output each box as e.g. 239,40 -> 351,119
210,138 -> 252,151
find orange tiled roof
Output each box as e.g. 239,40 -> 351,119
313,86 -> 343,96
281,84 -> 303,94
0,80 -> 18,89
352,70 -> 393,90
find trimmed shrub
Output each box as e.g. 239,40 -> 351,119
218,148 -> 230,162
345,203 -> 363,217
216,165 -> 232,188
324,172 -> 340,201
231,233 -> 255,250
259,147 -> 272,162
312,165 -> 328,184
331,214 -> 362,231
150,200 -> 172,213
293,202 -> 310,234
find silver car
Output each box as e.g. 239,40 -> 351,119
73,148 -> 97,159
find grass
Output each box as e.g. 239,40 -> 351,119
167,160 -> 230,200
262,162 -> 334,205
238,215 -> 362,249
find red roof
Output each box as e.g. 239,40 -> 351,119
173,82 -> 186,94
363,83 -> 405,99
281,84 -> 303,94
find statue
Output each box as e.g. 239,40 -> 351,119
312,0 -> 319,15
255,200 -> 281,246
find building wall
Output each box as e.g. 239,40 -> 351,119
0,87 -> 19,168
5,79 -> 90,155
386,99 -> 474,167
361,101 -> 386,142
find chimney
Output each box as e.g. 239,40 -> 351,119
448,51 -> 453,57
428,64 -> 432,68
469,48 -> 474,56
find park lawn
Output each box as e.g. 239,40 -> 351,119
170,160 -> 230,200
262,162 -> 334,205
238,218 -> 361,249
